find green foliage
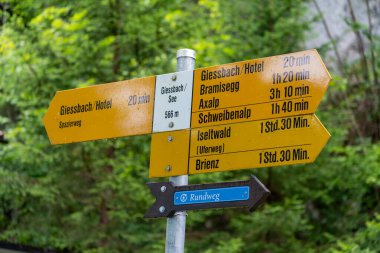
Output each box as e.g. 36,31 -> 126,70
0,0 -> 379,253
204,238 -> 244,253
331,215 -> 380,253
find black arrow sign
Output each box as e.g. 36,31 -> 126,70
145,175 -> 270,218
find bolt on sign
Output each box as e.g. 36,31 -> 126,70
43,49 -> 331,176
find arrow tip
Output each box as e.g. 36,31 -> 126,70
249,175 -> 270,212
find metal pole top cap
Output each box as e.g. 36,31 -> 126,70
176,48 -> 196,59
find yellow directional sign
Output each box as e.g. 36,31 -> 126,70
43,77 -> 155,144
43,49 -> 331,178
150,114 -> 330,177
191,49 -> 331,128
188,114 -> 330,175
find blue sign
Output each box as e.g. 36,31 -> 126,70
174,186 -> 250,206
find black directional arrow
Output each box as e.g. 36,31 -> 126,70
145,175 -> 270,218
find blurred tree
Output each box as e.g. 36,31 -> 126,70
0,0 -> 379,253
313,0 -> 380,144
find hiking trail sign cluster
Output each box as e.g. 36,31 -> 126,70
44,49 -> 331,216
44,49 -> 331,176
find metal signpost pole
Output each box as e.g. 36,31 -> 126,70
165,49 -> 196,253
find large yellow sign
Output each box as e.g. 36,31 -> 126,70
150,114 -> 330,177
191,49 -> 331,128
43,49 -> 331,178
43,77 -> 155,144
188,114 -> 330,175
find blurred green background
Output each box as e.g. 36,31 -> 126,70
0,0 -> 379,252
